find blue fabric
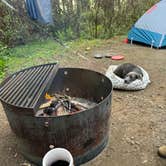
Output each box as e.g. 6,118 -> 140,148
26,0 -> 38,20
135,0 -> 166,34
161,35 -> 166,47
25,0 -> 53,24
128,0 -> 166,47
128,27 -> 164,48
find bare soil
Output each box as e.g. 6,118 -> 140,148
0,38 -> 166,166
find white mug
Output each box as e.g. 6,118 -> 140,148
42,148 -> 74,166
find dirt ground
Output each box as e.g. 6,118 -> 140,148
0,38 -> 166,166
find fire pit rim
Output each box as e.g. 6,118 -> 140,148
0,66 -> 113,117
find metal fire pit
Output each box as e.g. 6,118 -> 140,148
0,64 -> 112,166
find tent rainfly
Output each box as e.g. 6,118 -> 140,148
128,0 -> 166,48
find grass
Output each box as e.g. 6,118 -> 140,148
0,39 -> 105,81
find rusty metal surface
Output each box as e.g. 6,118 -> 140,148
1,68 -> 112,166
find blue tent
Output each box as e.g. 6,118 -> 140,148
128,0 -> 166,48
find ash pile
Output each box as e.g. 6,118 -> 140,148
36,93 -> 96,117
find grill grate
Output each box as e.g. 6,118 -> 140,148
0,63 -> 58,110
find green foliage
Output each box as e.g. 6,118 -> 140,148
56,27 -> 77,41
0,43 -> 11,79
0,58 -> 6,79
0,0 -> 159,45
0,1 -> 46,47
0,2 -> 21,46
6,39 -> 103,74
52,0 -> 158,40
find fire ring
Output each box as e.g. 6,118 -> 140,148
0,63 -> 113,165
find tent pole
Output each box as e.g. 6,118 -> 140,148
130,37 -> 133,45
151,40 -> 154,49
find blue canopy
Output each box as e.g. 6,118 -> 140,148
128,0 -> 166,48
25,0 -> 53,24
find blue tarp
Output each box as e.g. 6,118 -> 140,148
128,0 -> 166,48
25,0 -> 53,25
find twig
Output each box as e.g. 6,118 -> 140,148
77,52 -> 89,61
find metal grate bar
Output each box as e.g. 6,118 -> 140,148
0,71 -> 28,94
18,66 -> 53,107
10,66 -> 46,105
0,63 -> 58,110
2,70 -> 40,102
1,69 -> 36,100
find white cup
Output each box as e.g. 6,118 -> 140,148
42,148 -> 74,166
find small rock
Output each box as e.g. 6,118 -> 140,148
14,153 -> 18,158
106,153 -> 111,157
158,145 -> 166,158
112,127 -> 116,130
158,105 -> 164,109
122,138 -> 125,141
132,96 -> 138,100
130,141 -> 135,145
117,96 -> 123,100
149,101 -> 154,105
130,136 -> 134,140
160,137 -> 165,141
135,141 -> 140,145
126,137 -> 131,143
126,137 -> 135,145
114,98 -> 120,102
142,160 -> 148,164
20,163 -> 31,166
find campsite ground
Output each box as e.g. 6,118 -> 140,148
0,37 -> 166,166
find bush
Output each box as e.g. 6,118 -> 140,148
0,0 -> 159,45
0,43 -> 10,79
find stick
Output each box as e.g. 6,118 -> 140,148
1,0 -> 16,10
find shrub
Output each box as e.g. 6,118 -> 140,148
0,43 -> 10,79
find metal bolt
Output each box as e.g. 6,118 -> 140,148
44,121 -> 49,127
64,71 -> 68,75
66,88 -> 70,92
49,145 -> 55,149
